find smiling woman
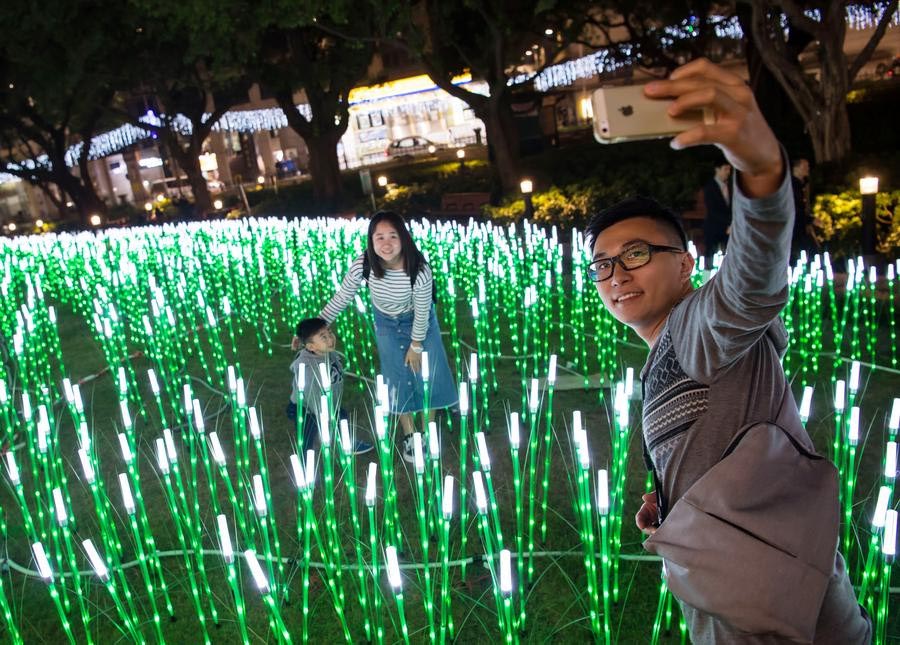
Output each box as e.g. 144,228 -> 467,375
320,211 -> 458,463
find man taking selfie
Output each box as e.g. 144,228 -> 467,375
583,59 -> 870,644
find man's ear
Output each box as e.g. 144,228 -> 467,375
680,252 -> 695,282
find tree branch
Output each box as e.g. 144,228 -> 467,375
848,0 -> 898,82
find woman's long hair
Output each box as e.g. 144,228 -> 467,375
366,211 -> 426,279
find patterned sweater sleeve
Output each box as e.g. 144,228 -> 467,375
411,264 -> 433,342
671,153 -> 794,382
320,255 -> 364,323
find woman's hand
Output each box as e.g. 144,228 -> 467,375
644,58 -> 784,198
405,345 -> 422,372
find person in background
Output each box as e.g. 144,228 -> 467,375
702,159 -> 732,265
790,157 -> 817,261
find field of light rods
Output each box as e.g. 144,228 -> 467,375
0,215 -> 896,643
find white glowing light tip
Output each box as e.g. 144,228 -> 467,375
217,515 -> 234,563
413,433 -> 425,473
799,386 -> 813,421
385,545 -> 403,589
476,432 -> 491,471
244,549 -> 270,593
248,407 -> 261,440
209,432 -> 226,465
509,412 -> 520,448
442,475 -> 454,518
848,407 -> 860,445
365,462 -> 377,506
53,487 -> 68,524
118,473 -> 136,515
253,474 -> 267,516
499,549 -> 513,594
884,510 -> 897,557
597,469 -> 610,515
32,542 -> 53,579
83,539 -> 109,581
473,471 -> 488,513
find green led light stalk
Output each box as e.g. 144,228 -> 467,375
31,541 -> 77,645
244,549 -> 292,643
875,507 -> 896,645
298,449 -> 353,642
154,439 -> 212,644
55,509 -> 94,644
373,406 -> 401,554
120,408 -> 176,621
410,433 -> 437,643
438,475 -> 455,644
216,516 -> 250,645
525,380 -> 540,585
297,452 -> 315,643
457,383 -> 471,581
365,490 -> 385,645
159,428 -> 219,629
572,422 -> 602,642
507,412 -> 527,628
0,566 -> 23,645
337,427 -> 373,643
842,407 -> 861,557
384,545 -> 410,645
248,408 -> 287,600
886,266 -> 898,367
118,474 -> 167,644
609,382 -> 633,604
76,444 -> 142,621
9,450 -> 77,644
83,539 -> 146,643
538,357 -> 557,546
472,471 -> 512,637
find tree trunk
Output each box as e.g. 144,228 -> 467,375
276,90 -> 348,210
477,94 -> 522,198
304,130 -> 344,210
165,134 -> 213,216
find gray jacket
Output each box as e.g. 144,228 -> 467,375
289,349 -> 344,415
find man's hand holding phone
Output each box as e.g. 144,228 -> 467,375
644,58 -> 784,198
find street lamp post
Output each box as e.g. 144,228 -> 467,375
860,176 -> 879,257
520,179 -> 534,220
457,148 -> 466,170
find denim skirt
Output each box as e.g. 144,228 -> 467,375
372,305 -> 458,414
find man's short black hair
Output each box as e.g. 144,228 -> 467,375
584,196 -> 688,253
296,317 -> 328,346
713,158 -> 731,170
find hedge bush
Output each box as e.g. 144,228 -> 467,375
813,189 -> 900,258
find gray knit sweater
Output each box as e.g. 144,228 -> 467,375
640,166 -> 870,644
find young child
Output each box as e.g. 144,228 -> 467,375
287,317 -> 372,455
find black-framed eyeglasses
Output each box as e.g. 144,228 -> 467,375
587,242 -> 685,282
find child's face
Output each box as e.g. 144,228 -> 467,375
304,326 -> 336,354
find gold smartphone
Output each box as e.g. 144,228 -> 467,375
591,84 -> 713,144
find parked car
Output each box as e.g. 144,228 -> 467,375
149,176 -> 223,201
275,158 -> 301,178
385,136 -> 442,160
149,177 -> 194,201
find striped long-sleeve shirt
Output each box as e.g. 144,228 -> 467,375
320,255 -> 433,341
